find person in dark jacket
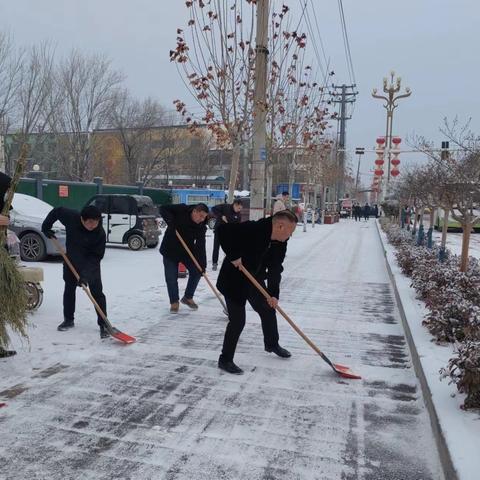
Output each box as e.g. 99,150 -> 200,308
211,199 -> 243,270
159,203 -> 209,313
42,205 -> 109,338
216,210 -> 297,375
363,203 -> 370,221
353,203 -> 361,222
373,204 -> 379,218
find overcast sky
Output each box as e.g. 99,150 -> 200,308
1,0 -> 478,181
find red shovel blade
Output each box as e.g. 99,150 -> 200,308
109,327 -> 136,344
333,363 -> 362,380
112,331 -> 136,344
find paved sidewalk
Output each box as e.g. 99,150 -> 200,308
0,220 -> 444,479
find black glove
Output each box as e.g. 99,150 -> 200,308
77,276 -> 88,287
43,229 -> 56,239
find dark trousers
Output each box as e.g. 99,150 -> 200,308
212,229 -> 221,265
163,255 -> 201,304
221,287 -> 280,362
63,264 -> 106,327
354,213 -> 359,221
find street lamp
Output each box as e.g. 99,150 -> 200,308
372,71 -> 411,196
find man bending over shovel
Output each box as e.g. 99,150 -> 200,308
159,203 -> 209,313
42,205 -> 109,338
217,210 -> 297,374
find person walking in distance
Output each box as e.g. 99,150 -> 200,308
41,205 -> 109,338
159,203 -> 209,313
272,191 -> 289,214
211,199 -> 243,271
353,203 -> 361,222
363,203 -> 370,221
216,210 -> 297,374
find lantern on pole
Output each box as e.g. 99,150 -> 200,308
390,137 -> 401,176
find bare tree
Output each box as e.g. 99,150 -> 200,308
4,41 -> 57,173
107,90 -> 167,184
0,32 -> 23,172
53,50 -> 124,180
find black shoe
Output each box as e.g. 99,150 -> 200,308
265,345 -> 291,358
0,348 -> 17,358
218,358 -> 244,375
99,325 -> 110,339
57,320 -> 74,331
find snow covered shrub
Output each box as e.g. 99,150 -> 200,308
384,223 -> 413,246
395,245 -> 425,276
442,341 -> 480,410
423,293 -> 480,342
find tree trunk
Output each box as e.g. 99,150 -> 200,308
429,208 -> 435,229
265,163 -> 273,216
227,144 -> 241,203
460,222 -> 472,272
441,208 -> 449,252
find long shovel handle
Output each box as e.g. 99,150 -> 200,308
238,263 -> 334,367
175,230 -> 228,312
51,237 -> 110,327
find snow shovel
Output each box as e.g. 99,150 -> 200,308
175,230 -> 228,316
239,264 -> 361,380
51,237 -> 136,344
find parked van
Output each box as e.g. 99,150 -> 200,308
85,194 -> 160,250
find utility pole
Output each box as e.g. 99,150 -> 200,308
249,0 -> 269,220
331,84 -> 357,202
354,147 -> 364,195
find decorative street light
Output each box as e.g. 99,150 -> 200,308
372,71 -> 411,195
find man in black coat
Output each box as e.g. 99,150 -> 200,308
216,210 -> 297,374
159,203 -> 209,312
42,205 -> 109,338
211,199 -> 243,270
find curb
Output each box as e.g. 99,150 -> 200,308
374,220 -> 458,480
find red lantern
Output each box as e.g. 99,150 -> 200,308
375,158 -> 385,166
392,137 -> 401,145
391,168 -> 400,177
376,137 -> 386,145
391,158 -> 400,166
374,169 -> 384,176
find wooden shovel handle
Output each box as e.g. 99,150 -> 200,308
175,230 -> 228,312
238,263 -> 329,360
50,236 -> 110,326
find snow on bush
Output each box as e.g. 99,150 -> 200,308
381,219 -> 480,409
441,341 -> 480,410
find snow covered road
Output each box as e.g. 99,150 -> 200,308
0,220 -> 444,479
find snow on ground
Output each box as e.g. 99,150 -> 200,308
432,229 -> 480,260
0,221 -> 445,479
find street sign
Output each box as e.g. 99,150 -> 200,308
355,147 -> 365,155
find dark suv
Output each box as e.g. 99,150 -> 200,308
85,194 -> 160,250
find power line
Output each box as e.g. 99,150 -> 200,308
337,0 -> 356,86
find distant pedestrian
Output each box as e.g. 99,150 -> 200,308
373,204 -> 379,218
353,203 -> 361,221
211,199 -> 243,271
363,203 -> 370,221
159,203 -> 209,313
273,191 -> 289,214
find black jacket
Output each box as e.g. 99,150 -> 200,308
42,207 -> 106,277
211,203 -> 241,230
216,217 -> 287,302
159,204 -> 207,269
